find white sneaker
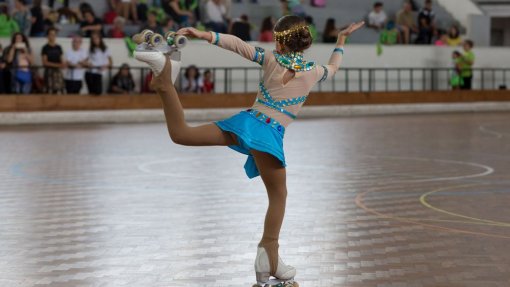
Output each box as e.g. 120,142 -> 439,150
133,50 -> 181,84
254,247 -> 296,284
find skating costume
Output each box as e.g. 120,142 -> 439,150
211,32 -> 343,178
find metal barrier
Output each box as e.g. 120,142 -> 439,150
1,66 -> 508,95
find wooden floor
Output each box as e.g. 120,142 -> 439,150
1,112 -> 510,287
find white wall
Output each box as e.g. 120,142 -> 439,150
435,0 -> 483,29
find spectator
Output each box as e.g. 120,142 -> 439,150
163,0 -> 194,27
229,14 -> 251,41
305,16 -> 318,43
162,16 -> 179,32
396,1 -> 417,44
142,70 -> 154,93
41,27 -> 65,94
258,16 -> 274,42
48,0 -> 69,9
182,65 -> 201,93
64,35 -> 88,94
0,44 -> 8,93
108,16 -> 126,38
118,0 -> 138,23
205,0 -> 227,33
368,2 -> 387,30
280,0 -> 305,17
30,0 -> 45,36
450,50 -> 463,90
13,0 -> 31,36
446,25 -> 462,46
0,4 -> 20,38
80,10 -> 104,37
202,69 -> 214,93
140,10 -> 164,35
5,33 -> 33,94
434,29 -> 447,46
322,18 -> 338,43
379,20 -> 399,45
85,32 -> 112,95
416,0 -> 435,44
110,63 -> 135,94
179,0 -> 200,22
459,39 -> 475,90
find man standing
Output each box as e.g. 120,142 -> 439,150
64,35 -> 87,94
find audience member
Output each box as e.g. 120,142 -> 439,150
5,32 -> 33,94
0,5 -> 20,37
182,65 -> 201,93
0,44 -> 8,93
108,16 -> 126,38
258,16 -> 274,42
416,0 -> 435,44
450,50 -> 463,90
118,0 -> 138,23
322,18 -> 338,43
85,32 -> 112,95
367,2 -> 386,30
229,14 -> 251,41
13,0 -> 31,36
163,0 -> 194,27
180,0 -> 200,22
459,39 -> 474,90
30,0 -> 45,37
434,29 -> 447,46
379,20 -> 399,45
446,25 -> 462,46
140,10 -> 164,35
80,10 -> 104,37
64,35 -> 87,94
41,27 -> 65,94
202,69 -> 214,93
305,16 -> 318,43
162,16 -> 179,32
110,63 -> 135,94
280,0 -> 306,17
205,0 -> 227,33
396,1 -> 417,44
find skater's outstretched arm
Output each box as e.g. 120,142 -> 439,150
176,28 -> 264,66
318,21 -> 365,82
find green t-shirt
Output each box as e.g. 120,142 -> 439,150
459,51 -> 475,77
379,29 -> 398,45
0,14 -> 20,37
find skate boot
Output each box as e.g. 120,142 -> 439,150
253,247 -> 299,287
132,30 -> 186,83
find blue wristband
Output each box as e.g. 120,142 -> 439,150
333,47 -> 344,54
213,32 -> 220,45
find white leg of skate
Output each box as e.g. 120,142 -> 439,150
253,277 -> 299,287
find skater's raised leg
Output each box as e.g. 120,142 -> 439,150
252,150 -> 296,283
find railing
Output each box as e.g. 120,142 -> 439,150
1,66 -> 509,95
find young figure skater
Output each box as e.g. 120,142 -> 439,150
134,16 -> 364,286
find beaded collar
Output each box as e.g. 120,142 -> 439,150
273,51 -> 316,72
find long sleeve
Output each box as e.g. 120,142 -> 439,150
209,32 -> 265,66
317,47 -> 344,83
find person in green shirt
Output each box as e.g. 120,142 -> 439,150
0,5 -> 20,38
379,20 -> 400,45
459,39 -> 475,90
450,51 -> 463,90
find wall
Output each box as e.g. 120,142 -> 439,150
434,0 -> 483,29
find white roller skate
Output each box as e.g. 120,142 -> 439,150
132,29 -> 187,83
253,247 -> 299,287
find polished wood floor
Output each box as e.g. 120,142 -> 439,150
1,112 -> 510,287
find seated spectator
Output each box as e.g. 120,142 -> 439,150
0,4 -> 20,38
140,10 -> 164,35
108,16 -> 126,38
434,29 -> 447,46
163,0 -> 194,27
64,35 -> 88,94
118,0 -> 138,23
4,32 -> 33,94
379,20 -> 399,45
162,16 -> 179,32
13,0 -> 31,36
416,0 -> 435,44
41,27 -> 65,94
396,1 -> 417,44
85,32 -> 112,95
202,69 -> 214,93
110,63 -> 135,94
182,65 -> 202,93
30,0 -> 45,37
258,16 -> 274,42
446,25 -> 462,46
305,16 -> 318,43
368,2 -> 386,30
322,18 -> 338,43
280,0 -> 306,17
179,0 -> 200,22
205,0 -> 227,33
229,14 -> 251,41
80,10 -> 104,37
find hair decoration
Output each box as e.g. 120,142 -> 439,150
273,24 -> 309,44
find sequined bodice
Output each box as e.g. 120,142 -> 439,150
256,82 -> 307,119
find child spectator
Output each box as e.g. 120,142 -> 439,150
416,0 -> 435,44
379,20 -> 399,45
12,0 -> 31,36
80,10 -> 104,37
0,5 -> 20,38
110,63 -> 135,94
30,0 -> 45,36
108,16 -> 126,38
459,40 -> 475,90
85,32 -> 112,95
434,29 -> 447,46
205,0 -> 227,33
322,18 -> 338,43
64,35 -> 88,94
5,33 -> 33,94
396,1 -> 417,44
450,50 -> 463,90
368,2 -> 386,30
202,69 -> 214,93
258,17 -> 274,42
181,65 -> 201,93
41,27 -> 65,94
230,14 -> 251,41
446,25 -> 462,46
140,10 -> 164,35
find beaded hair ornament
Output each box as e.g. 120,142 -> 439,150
273,24 -> 309,44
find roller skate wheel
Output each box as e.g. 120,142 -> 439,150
141,30 -> 154,42
174,35 -> 188,48
132,33 -> 145,44
149,33 -> 164,46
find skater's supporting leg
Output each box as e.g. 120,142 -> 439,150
252,150 -> 287,275
151,57 -> 237,146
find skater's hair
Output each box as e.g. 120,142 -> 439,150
89,32 -> 107,53
274,15 -> 312,53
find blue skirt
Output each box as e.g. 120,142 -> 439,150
215,109 -> 286,179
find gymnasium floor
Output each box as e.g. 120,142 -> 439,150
1,112 -> 510,287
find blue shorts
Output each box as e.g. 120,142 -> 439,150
215,109 -> 286,179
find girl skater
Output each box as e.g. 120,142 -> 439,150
134,16 -> 364,286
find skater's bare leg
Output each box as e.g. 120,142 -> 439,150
151,57 -> 237,146
252,149 -> 287,275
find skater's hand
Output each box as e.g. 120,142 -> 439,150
337,21 -> 364,45
176,27 -> 211,42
